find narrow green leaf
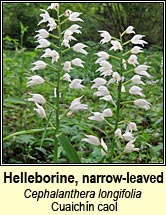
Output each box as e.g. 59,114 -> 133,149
57,133 -> 81,163
4,97 -> 27,105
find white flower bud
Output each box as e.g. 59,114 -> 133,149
69,12 -> 83,22
110,40 -> 123,51
36,39 -> 50,49
71,58 -> 84,68
69,96 -> 88,112
131,75 -> 145,85
129,86 -> 145,97
128,54 -> 139,66
26,75 -> 45,87
34,102 -> 46,118
124,139 -> 139,153
88,112 -> 104,122
131,34 -> 148,46
31,60 -> 47,71
69,79 -> 85,90
72,43 -> 88,55
63,61 -> 73,72
62,73 -> 71,82
48,3 -> 59,10
91,78 -> 107,89
98,30 -> 112,44
123,131 -> 133,141
27,94 -> 46,105
35,29 -> 49,39
134,99 -> 150,110
131,46 -> 143,54
125,26 -> 135,34
115,128 -> 123,139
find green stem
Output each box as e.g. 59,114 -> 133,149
104,119 -> 114,129
123,79 -> 131,85
53,8 -> 62,163
61,18 -> 68,25
46,101 -> 57,111
110,33 -> 124,161
123,68 -> 134,75
114,151 -> 124,160
45,80 -> 56,88
109,54 -> 121,60
49,33 -> 59,39
3,127 -> 54,141
47,64 -> 58,71
123,40 -> 131,46
51,43 -> 60,50
62,47 -> 72,54
123,50 -> 131,56
121,100 -> 133,105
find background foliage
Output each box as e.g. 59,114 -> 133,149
3,2 -> 163,49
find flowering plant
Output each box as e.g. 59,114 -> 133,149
26,3 -> 88,163
81,26 -> 151,162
